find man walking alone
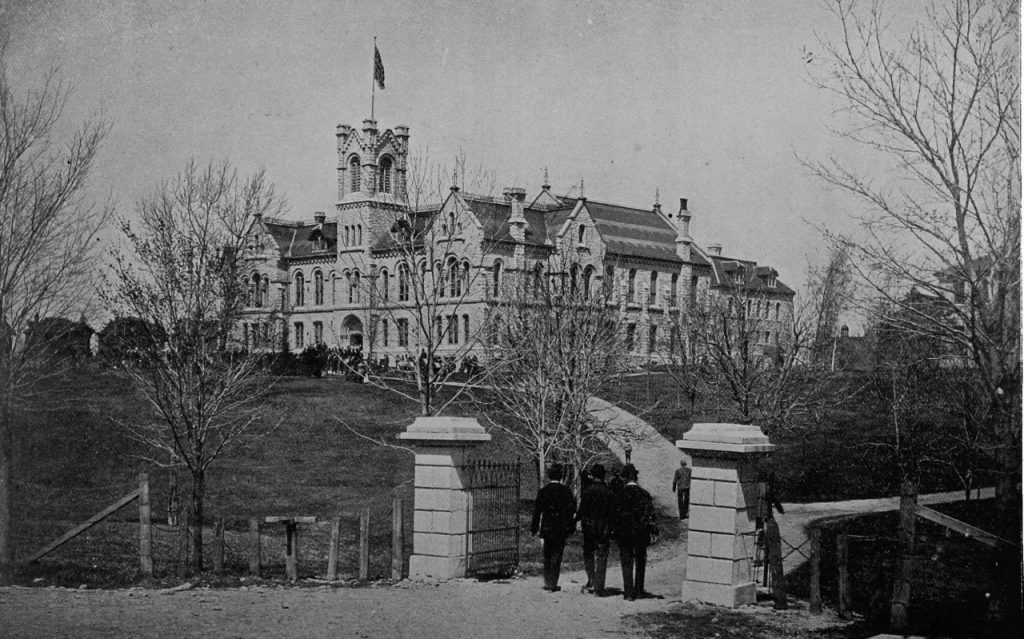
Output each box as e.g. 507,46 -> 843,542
615,464 -> 658,601
576,464 -> 613,595
672,458 -> 691,520
530,464 -> 576,592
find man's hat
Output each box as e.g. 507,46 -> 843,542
622,464 -> 638,481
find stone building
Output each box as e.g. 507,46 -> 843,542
239,120 -> 795,363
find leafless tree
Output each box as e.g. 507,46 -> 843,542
0,45 -> 111,583
809,0 -> 1020,524
476,251 -> 635,490
106,160 -> 283,573
356,150 -> 496,416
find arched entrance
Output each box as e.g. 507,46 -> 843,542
341,314 -> 363,348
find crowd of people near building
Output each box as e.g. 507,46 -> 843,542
530,461 -> 684,600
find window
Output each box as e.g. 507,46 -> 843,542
250,273 -> 261,306
261,276 -> 269,307
243,323 -> 249,348
649,271 -> 658,306
648,325 -> 657,353
357,224 -> 362,246
380,269 -> 390,301
463,315 -> 470,343
436,315 -> 443,342
570,264 -> 580,295
604,265 -> 615,297
628,269 -> 637,303
329,271 -> 336,305
399,264 -> 410,301
447,258 -> 460,298
381,319 -> 389,347
397,318 -> 409,346
533,263 -> 544,293
447,315 -> 459,344
670,273 -> 678,306
689,275 -> 698,309
313,321 -> 323,344
280,289 -> 286,310
489,313 -> 501,346
349,271 -> 360,303
492,260 -> 502,297
314,270 -> 324,305
578,225 -> 586,244
294,322 -> 304,348
349,156 -> 361,192
775,302 -> 780,320
626,324 -> 636,351
294,272 -> 305,306
582,266 -> 594,298
378,156 -> 393,193
670,326 -> 680,355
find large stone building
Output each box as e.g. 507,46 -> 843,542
240,119 -> 795,363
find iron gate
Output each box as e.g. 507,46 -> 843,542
462,458 -> 521,577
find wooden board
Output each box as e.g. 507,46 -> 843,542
914,504 -> 1004,548
264,516 -> 318,524
27,489 -> 141,563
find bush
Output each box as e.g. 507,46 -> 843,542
299,344 -> 329,377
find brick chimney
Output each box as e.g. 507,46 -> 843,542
503,187 -> 528,243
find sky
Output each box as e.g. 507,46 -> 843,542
2,0 -> 930,303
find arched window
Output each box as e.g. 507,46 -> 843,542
447,257 -> 461,298
492,260 -> 502,297
294,272 -> 305,306
313,270 -> 324,306
349,270 -> 360,303
261,275 -> 269,308
378,156 -> 393,193
380,269 -> 390,301
628,269 -> 637,303
349,155 -> 361,192
250,273 -> 260,307
533,263 -> 544,293
775,301 -> 781,320
578,225 -> 586,244
398,264 -> 410,301
570,264 -> 580,295
670,273 -> 679,306
582,266 -> 594,298
357,224 -> 362,245
329,271 -> 336,305
649,271 -> 658,306
344,226 -> 350,247
448,211 -> 457,237
604,265 -> 615,297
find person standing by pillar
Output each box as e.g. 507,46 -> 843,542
576,464 -> 613,596
615,464 -> 658,601
672,458 -> 691,521
530,464 -> 576,592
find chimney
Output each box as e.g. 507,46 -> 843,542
503,186 -> 528,242
707,243 -> 722,256
314,211 -> 326,224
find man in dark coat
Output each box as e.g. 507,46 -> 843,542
576,463 -> 614,595
530,464 -> 576,592
672,458 -> 691,520
615,464 -> 658,601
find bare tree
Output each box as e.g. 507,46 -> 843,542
476,251 -> 634,490
810,0 -> 1020,525
0,46 -> 111,583
356,150 -> 495,416
106,160 -> 283,573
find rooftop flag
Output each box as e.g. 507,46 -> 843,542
374,45 -> 385,90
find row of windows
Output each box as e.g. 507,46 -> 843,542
622,323 -> 773,354
293,321 -> 324,349
348,155 -> 394,194
342,225 -> 362,247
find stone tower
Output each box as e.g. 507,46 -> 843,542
335,119 -> 410,249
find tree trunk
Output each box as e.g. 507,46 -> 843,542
0,406 -> 13,585
190,469 -> 205,573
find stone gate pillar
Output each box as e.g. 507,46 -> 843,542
677,423 -> 775,607
398,416 -> 491,580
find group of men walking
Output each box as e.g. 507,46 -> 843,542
530,462 -> 659,600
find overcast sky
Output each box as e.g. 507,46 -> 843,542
2,0 -> 929,298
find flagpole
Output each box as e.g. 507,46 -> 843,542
371,36 -> 376,122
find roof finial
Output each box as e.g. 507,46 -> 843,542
655,187 -> 660,205
450,165 -> 459,192
579,177 -> 585,200
542,166 -> 550,190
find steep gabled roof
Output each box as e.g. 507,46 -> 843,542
557,197 -> 682,263
702,250 -> 794,295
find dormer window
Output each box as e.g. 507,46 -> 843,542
349,155 -> 361,192
312,232 -> 326,251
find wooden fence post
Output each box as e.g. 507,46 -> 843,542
285,522 -> 299,582
212,517 -> 225,575
327,517 -> 341,581
837,533 -> 851,620
359,508 -> 370,581
890,479 -> 917,632
392,498 -> 404,580
248,517 -> 261,577
138,473 -> 153,577
809,527 -> 822,615
176,511 -> 191,578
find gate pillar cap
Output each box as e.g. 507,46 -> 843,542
398,416 -> 492,444
677,423 -> 775,455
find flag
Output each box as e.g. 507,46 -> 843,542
374,45 -> 385,90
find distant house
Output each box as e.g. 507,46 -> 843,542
240,119 -> 795,363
